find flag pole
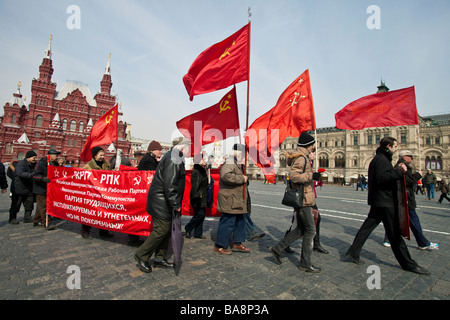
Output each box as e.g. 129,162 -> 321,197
243,8 -> 251,198
417,124 -> 422,171
314,130 -> 318,172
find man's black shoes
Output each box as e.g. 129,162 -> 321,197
134,254 -> 152,273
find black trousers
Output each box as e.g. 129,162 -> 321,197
9,193 -> 34,222
347,206 -> 418,271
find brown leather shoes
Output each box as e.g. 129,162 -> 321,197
231,244 -> 251,253
214,246 -> 232,255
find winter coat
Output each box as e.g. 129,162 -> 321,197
394,158 -> 421,210
190,164 -> 209,210
0,163 -> 7,190
137,153 -> 159,171
6,161 -> 18,193
14,159 -> 36,195
146,148 -> 186,220
217,157 -> 250,214
422,172 -> 437,186
32,156 -> 60,195
368,147 -> 404,207
285,147 -> 315,207
440,181 -> 449,194
82,159 -> 110,170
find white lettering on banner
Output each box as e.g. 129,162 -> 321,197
100,174 -> 120,185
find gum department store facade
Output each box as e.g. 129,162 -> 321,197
247,82 -> 450,184
0,36 -> 131,165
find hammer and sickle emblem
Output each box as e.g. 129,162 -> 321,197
105,111 -> 114,124
133,176 -> 141,186
219,41 -> 236,60
219,95 -> 232,113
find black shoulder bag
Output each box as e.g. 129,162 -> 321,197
281,156 -> 306,210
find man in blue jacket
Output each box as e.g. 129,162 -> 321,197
345,137 -> 430,275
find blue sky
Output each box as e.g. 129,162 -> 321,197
1,0 -> 449,145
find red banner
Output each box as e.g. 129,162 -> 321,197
47,167 -> 222,236
47,166 -> 155,236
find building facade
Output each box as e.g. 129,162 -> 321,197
247,83 -> 450,183
0,36 -> 131,165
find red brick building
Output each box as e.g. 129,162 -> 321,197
0,36 -> 131,165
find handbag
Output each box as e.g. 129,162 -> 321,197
281,155 -> 307,210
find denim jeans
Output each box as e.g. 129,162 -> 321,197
409,209 -> 430,247
427,184 -> 435,199
244,213 -> 255,239
215,213 -> 246,249
273,206 -> 316,267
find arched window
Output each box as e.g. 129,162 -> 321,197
335,155 -> 345,168
35,115 -> 43,127
70,120 -> 77,132
425,156 -> 443,170
62,119 -> 68,130
319,156 -> 329,168
79,121 -> 84,132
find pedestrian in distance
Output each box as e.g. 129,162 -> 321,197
0,161 -> 7,194
32,147 -> 61,229
134,137 -> 189,273
80,146 -> 113,239
437,178 -> 450,204
345,138 -> 430,275
9,151 -> 38,224
423,169 -> 437,200
269,132 -> 322,273
382,150 -> 439,250
213,143 -> 251,255
356,174 -> 363,191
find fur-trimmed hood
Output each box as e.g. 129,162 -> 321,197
285,148 -> 309,166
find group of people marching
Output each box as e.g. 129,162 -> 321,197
1,132 -> 439,276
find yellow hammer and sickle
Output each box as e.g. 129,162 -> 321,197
219,97 -> 231,114
105,111 -> 114,124
219,41 -> 236,60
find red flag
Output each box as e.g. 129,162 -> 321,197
335,86 -> 418,130
245,69 -> 316,183
80,104 -> 118,162
183,23 -> 250,101
177,86 -> 240,157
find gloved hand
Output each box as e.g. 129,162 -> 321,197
42,177 -> 51,183
312,172 -> 321,181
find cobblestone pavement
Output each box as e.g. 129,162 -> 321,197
1,182 -> 448,305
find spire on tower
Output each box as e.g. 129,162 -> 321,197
105,53 -> 111,75
45,34 -> 52,59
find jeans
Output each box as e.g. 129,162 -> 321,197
244,213 -> 256,239
347,206 -> 418,271
409,209 -> 430,247
273,206 -> 316,267
185,207 -> 206,237
426,184 -> 435,199
215,213 -> 246,249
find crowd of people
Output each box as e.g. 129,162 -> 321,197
1,133 -> 445,276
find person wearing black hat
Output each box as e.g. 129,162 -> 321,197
9,150 -> 38,224
270,132 -> 322,272
137,140 -> 163,171
81,147 -> 112,239
32,147 -> 61,228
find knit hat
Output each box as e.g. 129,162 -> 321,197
91,146 -> 104,158
25,150 -> 37,159
232,143 -> 246,152
147,140 -> 162,152
297,132 -> 315,147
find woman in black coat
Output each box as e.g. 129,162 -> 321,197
185,160 -> 209,239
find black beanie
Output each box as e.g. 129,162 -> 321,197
297,132 -> 315,147
91,146 -> 104,158
26,150 -> 37,159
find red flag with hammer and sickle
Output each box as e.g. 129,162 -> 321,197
245,69 -> 316,183
80,104 -> 118,162
176,86 -> 240,157
183,23 -> 250,101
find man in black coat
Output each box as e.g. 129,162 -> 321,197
32,147 -> 61,228
134,138 -> 189,273
0,162 -> 7,194
9,151 -> 38,224
345,137 -> 430,275
137,140 -> 162,170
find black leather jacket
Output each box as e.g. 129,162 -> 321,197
146,148 -> 186,220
